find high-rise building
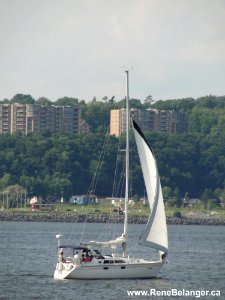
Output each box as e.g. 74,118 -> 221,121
110,109 -> 122,136
110,108 -> 187,136
156,110 -> 170,133
156,110 -> 187,133
0,104 -> 11,134
0,104 -> 81,135
10,104 -> 27,134
60,106 -> 80,134
110,108 -> 157,137
130,109 -> 157,132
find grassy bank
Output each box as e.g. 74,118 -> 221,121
3,203 -> 225,219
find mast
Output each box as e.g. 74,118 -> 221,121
124,70 -> 129,238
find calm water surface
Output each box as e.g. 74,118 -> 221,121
0,221 -> 224,300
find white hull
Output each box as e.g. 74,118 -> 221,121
54,260 -> 164,280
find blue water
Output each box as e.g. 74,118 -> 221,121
0,222 -> 224,299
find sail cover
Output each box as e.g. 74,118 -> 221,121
81,234 -> 126,249
132,120 -> 168,253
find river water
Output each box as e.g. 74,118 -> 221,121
0,221 -> 224,300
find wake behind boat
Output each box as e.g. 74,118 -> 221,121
54,70 -> 168,280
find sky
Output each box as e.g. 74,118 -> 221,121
0,0 -> 225,102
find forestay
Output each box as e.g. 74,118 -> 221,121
132,120 -> 168,253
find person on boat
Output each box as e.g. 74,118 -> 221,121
80,251 -> 93,263
73,251 -> 81,265
59,248 -> 66,263
84,251 -> 93,262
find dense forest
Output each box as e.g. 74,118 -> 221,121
0,94 -> 225,208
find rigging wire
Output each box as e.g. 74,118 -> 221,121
86,127 -> 110,196
129,130 -> 133,200
112,138 -> 122,198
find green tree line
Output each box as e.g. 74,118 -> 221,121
0,94 -> 225,207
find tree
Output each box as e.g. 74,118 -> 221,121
144,95 -> 154,106
0,98 -> 10,104
0,173 -> 12,190
162,186 -> 173,201
83,101 -> 113,131
11,94 -> 35,104
152,98 -> 196,111
102,96 -> 115,103
55,97 -> 79,106
173,187 -> 182,208
200,189 -> 214,202
1,185 -> 26,208
36,97 -> 52,106
129,99 -> 142,109
109,96 -> 115,103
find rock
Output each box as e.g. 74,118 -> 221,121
0,211 -> 224,225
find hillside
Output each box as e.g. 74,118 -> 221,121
0,94 -> 225,208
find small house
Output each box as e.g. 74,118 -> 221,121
69,195 -> 97,205
183,198 -> 201,207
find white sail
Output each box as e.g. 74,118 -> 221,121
132,120 -> 168,253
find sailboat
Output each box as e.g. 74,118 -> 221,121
54,70 -> 168,280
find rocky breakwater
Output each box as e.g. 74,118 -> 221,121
0,211 -> 146,224
166,216 -> 225,225
0,211 -> 225,225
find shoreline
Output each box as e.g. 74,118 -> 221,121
0,211 -> 225,225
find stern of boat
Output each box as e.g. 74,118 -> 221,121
54,262 -> 77,280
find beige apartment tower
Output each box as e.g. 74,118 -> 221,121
110,109 -> 122,137
110,109 -> 187,136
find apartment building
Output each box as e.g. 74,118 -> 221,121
110,109 -> 121,136
0,104 -> 11,134
156,110 -> 187,133
110,108 -> 187,137
0,104 -> 81,135
130,109 -> 156,132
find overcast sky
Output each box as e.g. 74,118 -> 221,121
0,0 -> 225,102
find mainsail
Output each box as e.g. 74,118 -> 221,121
132,120 -> 168,253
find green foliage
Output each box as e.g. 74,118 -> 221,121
82,101 -> 114,132
11,94 -> 35,104
0,131 -> 120,200
36,97 -> 52,106
173,211 -> 182,218
206,200 -> 219,210
0,93 -> 225,202
162,186 -> 173,200
0,123 -> 224,201
0,185 -> 26,208
152,98 -> 196,111
55,97 -> 79,106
